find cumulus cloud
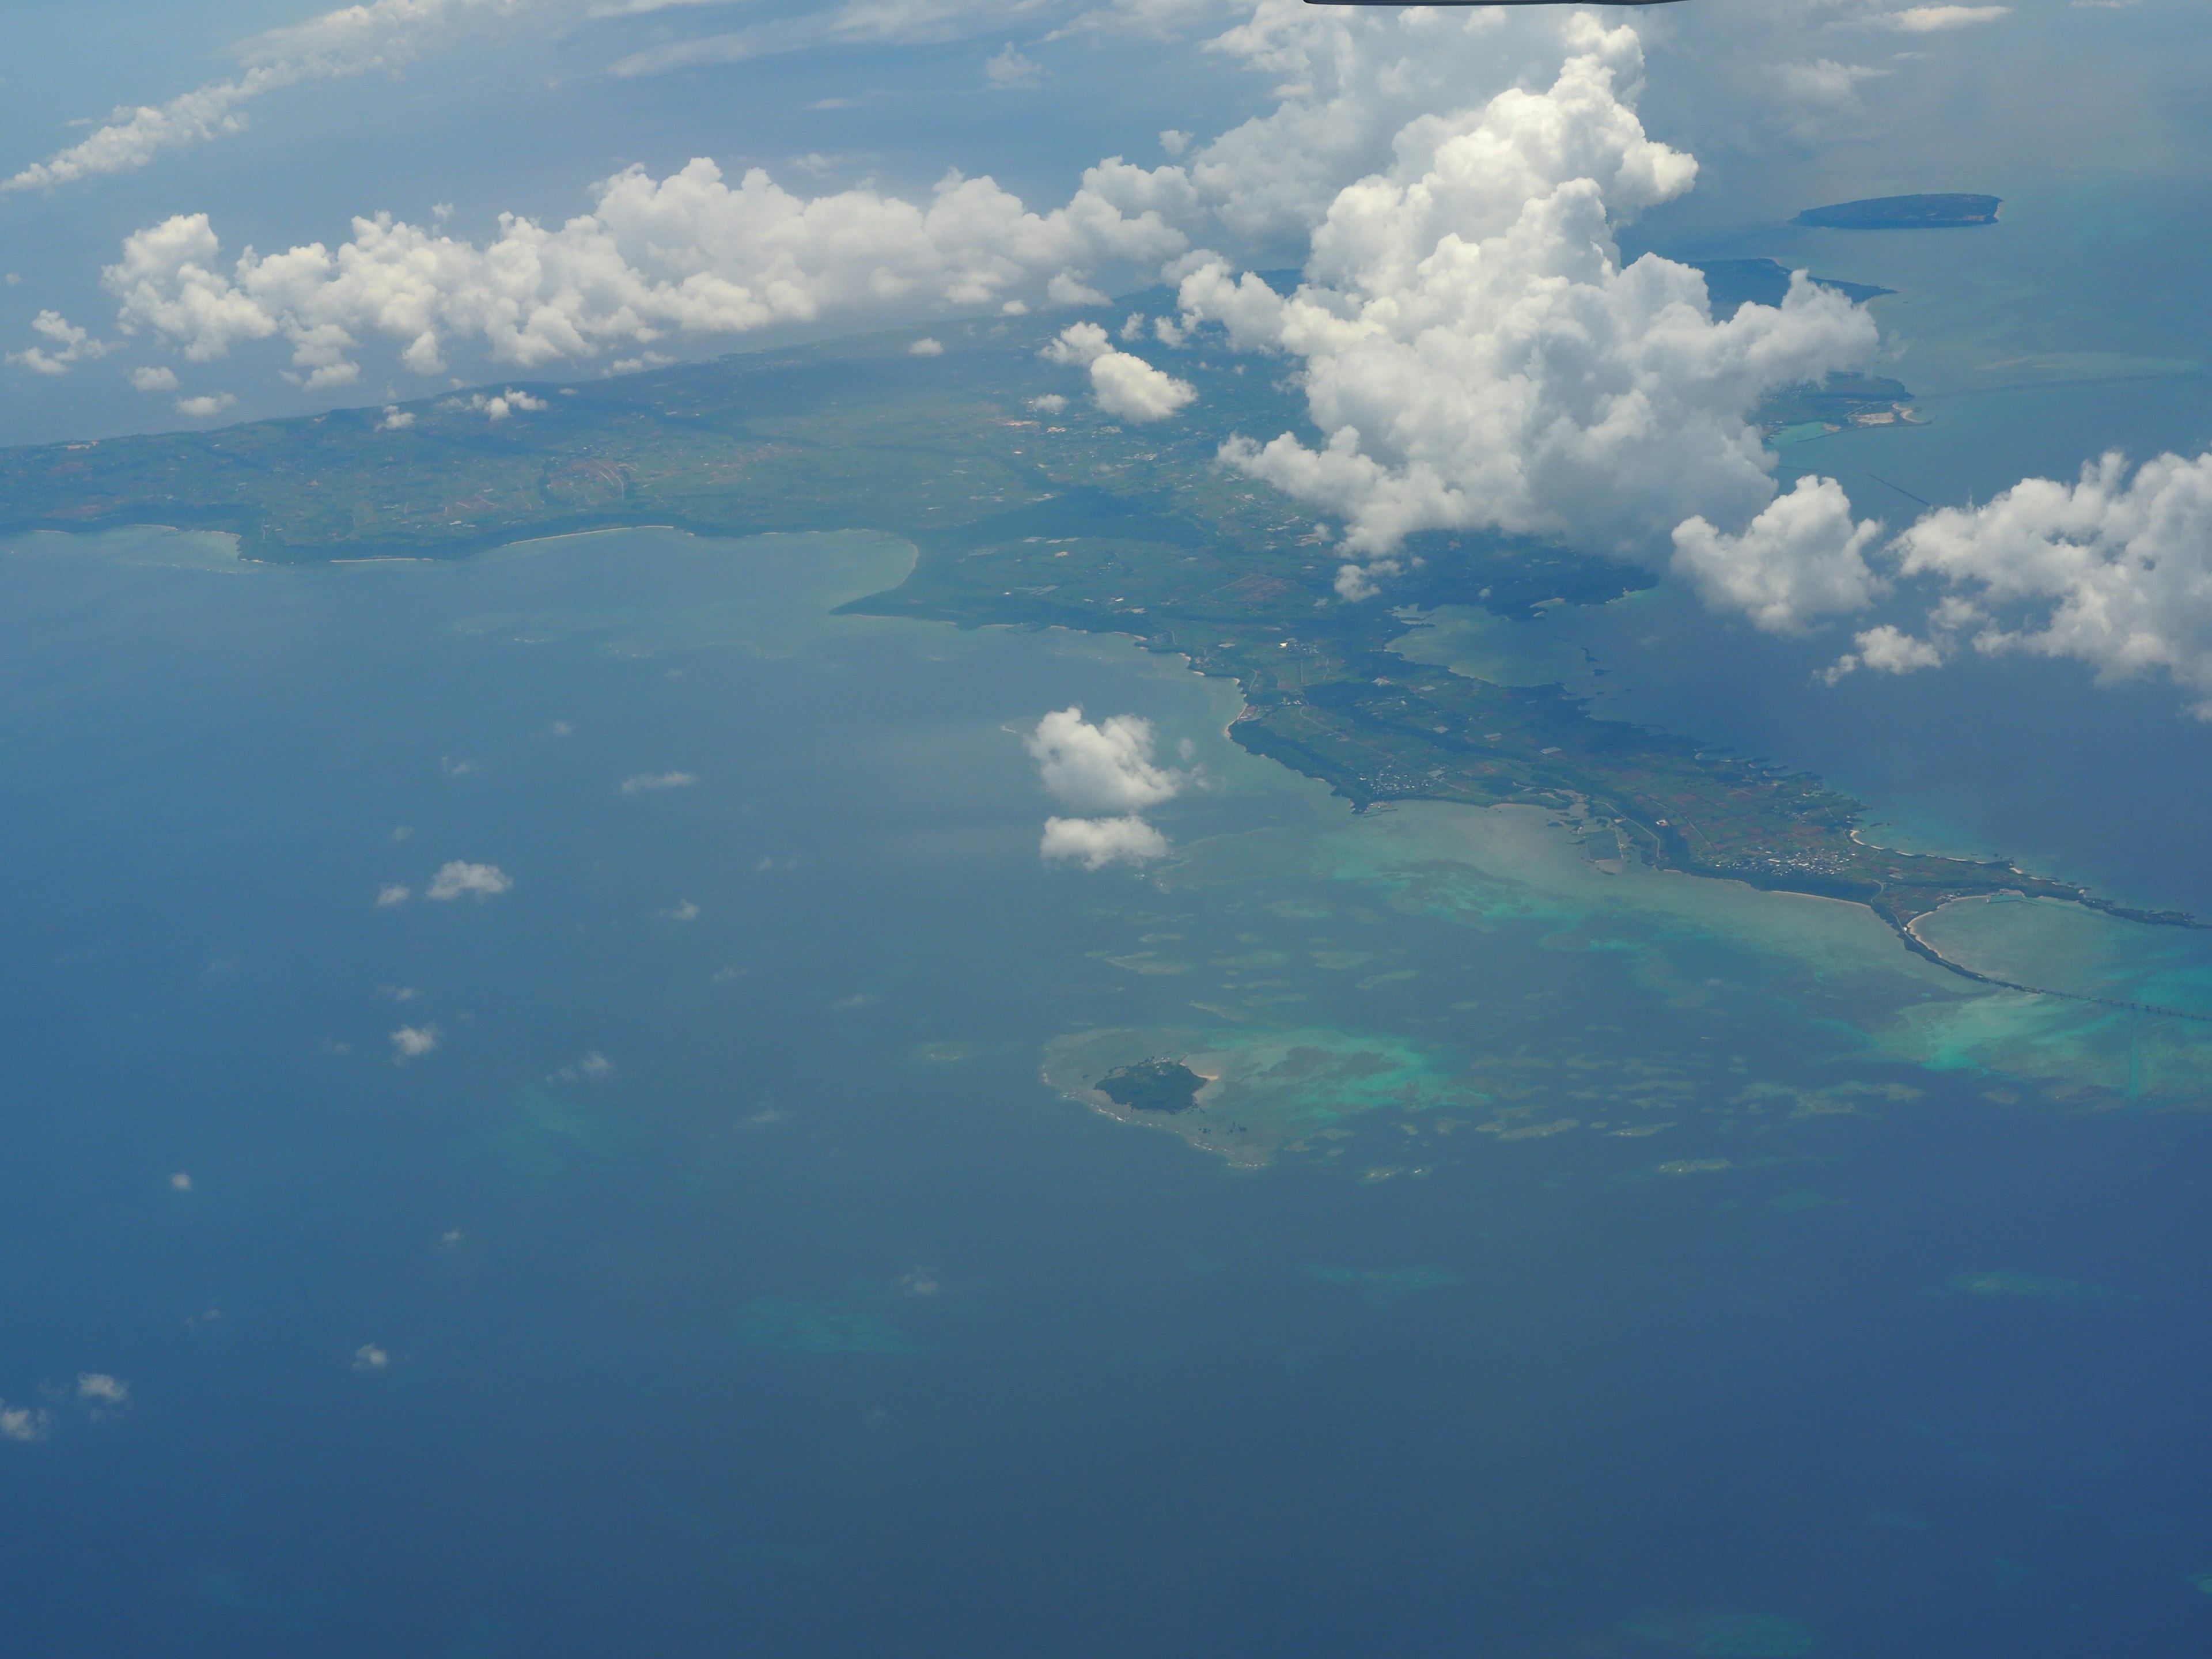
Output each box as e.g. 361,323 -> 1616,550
129,365 -> 180,392
1040,813 -> 1171,869
1877,449 -> 2212,715
0,1403 -> 49,1443
908,336 -> 945,355
1176,18 -> 1881,605
1026,706 -> 1183,811
391,1024 -> 440,1058
97,154 -> 1196,381
1027,707 -> 1183,870
3,0 -> 521,192
1672,475 -> 1887,632
176,393 -> 236,418
75,1374 -> 128,1406
620,770 -> 696,793
7,311 -> 107,375
1824,622 -> 1944,682
1041,321 -> 1196,421
376,883 -> 412,906
426,860 -> 512,899
454,389 -> 545,419
353,1343 -> 391,1371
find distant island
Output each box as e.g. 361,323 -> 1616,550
1690,258 -> 1895,319
1794,194 -> 2001,230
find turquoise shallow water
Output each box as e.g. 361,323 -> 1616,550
5,527 -> 2212,1657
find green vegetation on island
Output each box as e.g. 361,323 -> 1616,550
0,292 -> 2187,963
1794,194 -> 2001,230
1095,1059 -> 1205,1114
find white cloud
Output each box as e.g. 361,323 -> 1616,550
175,393 -> 236,418
376,883 -> 412,906
380,405 -> 416,429
660,899 -> 701,920
75,1374 -> 128,1405
426,860 -> 512,899
353,1343 -> 391,1371
3,0 -> 521,192
1672,475 -> 1887,633
1026,706 -> 1183,810
909,336 -> 945,356
1874,5 -> 2009,32
129,365 -> 180,392
1177,18 -> 1881,603
1041,321 -> 1195,421
1040,813 -> 1171,869
391,1024 -> 440,1058
7,310 -> 107,376
453,389 -> 546,419
620,770 -> 696,793
170,1171 -> 192,1191
99,154 -> 1196,377
1825,622 -> 1944,681
0,1404 -> 49,1443
986,43 -> 1046,86
1886,449 -> 2212,715
1028,393 -> 1067,412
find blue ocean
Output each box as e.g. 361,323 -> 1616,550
5,510 -> 2212,1657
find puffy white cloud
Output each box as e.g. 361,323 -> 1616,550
620,770 -> 696,793
353,1343 -> 391,1371
100,154 -> 1196,377
1177,19 -> 1881,601
908,336 -> 945,356
1885,449 -> 2212,715
0,1403 -> 49,1443
6,311 -> 107,376
175,393 -> 236,418
75,1374 -> 128,1405
1040,813 -> 1171,869
391,1024 -> 440,1058
426,859 -> 512,899
129,365 -> 180,392
380,406 -> 416,429
1025,706 -> 1183,811
1672,475 -> 1887,633
376,883 -> 412,907
1041,321 -> 1195,421
1824,623 -> 1945,682
3,0 -> 523,192
1028,708 -> 1183,869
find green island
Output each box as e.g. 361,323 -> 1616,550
1094,1059 -> 1206,1115
0,293 -> 2189,969
1793,194 -> 2001,230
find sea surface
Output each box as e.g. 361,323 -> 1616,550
3,521 -> 2212,1657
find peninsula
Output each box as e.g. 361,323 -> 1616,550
0,293 -> 2179,960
